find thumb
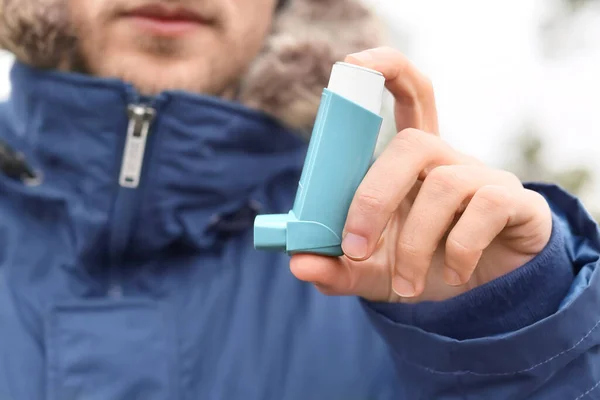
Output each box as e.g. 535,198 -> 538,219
290,254 -> 392,301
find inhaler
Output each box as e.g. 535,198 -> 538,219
254,62 -> 385,256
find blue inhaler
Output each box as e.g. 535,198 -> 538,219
254,62 -> 385,256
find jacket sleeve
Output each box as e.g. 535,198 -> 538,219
361,183 -> 600,399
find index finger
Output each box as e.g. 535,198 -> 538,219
342,129 -> 469,261
345,47 -> 439,135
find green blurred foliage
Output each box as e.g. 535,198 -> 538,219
508,123 -> 599,221
521,0 -> 599,221
563,0 -> 598,11
541,0 -> 600,57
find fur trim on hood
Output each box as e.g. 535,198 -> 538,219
0,0 -> 385,133
238,0 -> 385,134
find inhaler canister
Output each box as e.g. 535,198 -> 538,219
254,62 -> 385,256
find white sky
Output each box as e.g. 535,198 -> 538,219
366,0 -> 600,208
0,0 -> 598,204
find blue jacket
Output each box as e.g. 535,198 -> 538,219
1,62 -> 600,400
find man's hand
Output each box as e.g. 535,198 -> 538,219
290,47 -> 552,303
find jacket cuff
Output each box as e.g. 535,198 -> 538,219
359,183 -> 600,378
363,213 -> 573,340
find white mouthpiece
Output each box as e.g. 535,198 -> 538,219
327,62 -> 385,115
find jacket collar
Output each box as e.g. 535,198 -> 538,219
3,61 -> 306,260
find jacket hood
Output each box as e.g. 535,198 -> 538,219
0,0 -> 385,133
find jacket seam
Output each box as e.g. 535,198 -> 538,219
575,379 -> 600,400
396,315 -> 600,376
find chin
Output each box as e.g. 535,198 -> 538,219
90,50 -> 228,96
74,25 -> 238,96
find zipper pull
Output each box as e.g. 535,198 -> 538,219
119,104 -> 156,188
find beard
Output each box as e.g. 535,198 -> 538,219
0,0 -> 223,73
66,0 -> 253,98
0,0 -> 240,97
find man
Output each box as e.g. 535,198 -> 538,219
0,0 -> 598,399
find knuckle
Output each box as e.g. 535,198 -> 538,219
354,189 -> 387,216
473,185 -> 512,212
446,235 -> 479,260
524,188 -> 549,207
522,189 -> 552,223
397,239 -> 428,261
425,165 -> 462,196
497,170 -> 523,188
392,128 -> 427,153
418,75 -> 434,96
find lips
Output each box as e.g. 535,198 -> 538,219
126,4 -> 206,23
123,3 -> 210,36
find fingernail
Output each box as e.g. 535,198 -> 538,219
392,276 -> 416,298
347,51 -> 373,64
342,233 -> 368,259
444,268 -> 463,286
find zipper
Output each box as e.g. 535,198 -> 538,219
119,104 -> 156,188
107,101 -> 159,298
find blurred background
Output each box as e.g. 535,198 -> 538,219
0,0 -> 598,214
368,0 -> 600,217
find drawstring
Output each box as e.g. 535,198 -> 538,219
0,138 -> 38,184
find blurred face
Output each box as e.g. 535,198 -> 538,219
69,0 -> 277,96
